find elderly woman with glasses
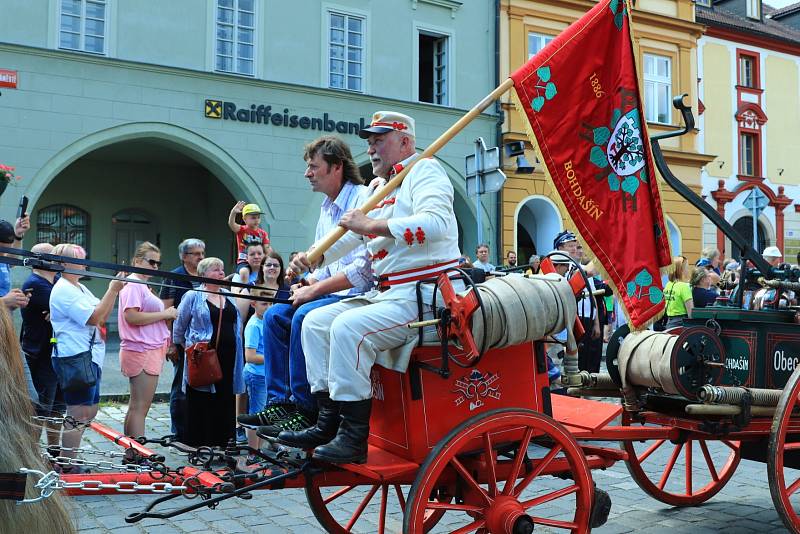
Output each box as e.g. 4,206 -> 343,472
173,257 -> 245,447
160,237 -> 205,443
117,241 -> 178,438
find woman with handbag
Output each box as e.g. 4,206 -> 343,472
173,257 -> 244,447
49,243 -> 126,469
118,241 -> 178,438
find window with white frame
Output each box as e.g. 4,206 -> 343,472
695,0 -> 711,6
59,0 -> 106,55
643,53 -> 672,124
746,0 -> 761,19
739,54 -> 756,87
328,12 -> 364,92
215,0 -> 255,76
528,32 -> 554,59
740,133 -> 756,175
418,32 -> 448,105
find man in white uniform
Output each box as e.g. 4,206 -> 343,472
278,111 -> 461,464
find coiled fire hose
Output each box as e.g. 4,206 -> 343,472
616,330 -> 679,407
467,273 -> 580,376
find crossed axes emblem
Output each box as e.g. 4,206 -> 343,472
452,369 -> 501,411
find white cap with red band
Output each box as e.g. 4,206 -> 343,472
358,111 -> 416,139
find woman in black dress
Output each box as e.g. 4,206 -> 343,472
172,257 -> 245,448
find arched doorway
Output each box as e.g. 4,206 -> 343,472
732,215 -> 768,260
31,137 -> 240,295
23,123 -> 269,291
515,196 -> 562,264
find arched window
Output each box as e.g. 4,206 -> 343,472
36,204 -> 90,252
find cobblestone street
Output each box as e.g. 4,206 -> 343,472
50,401 -> 790,533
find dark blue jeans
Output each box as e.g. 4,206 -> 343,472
169,346 -> 187,440
263,295 -> 345,412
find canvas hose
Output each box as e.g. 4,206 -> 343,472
467,273 -> 579,373
615,330 -> 680,406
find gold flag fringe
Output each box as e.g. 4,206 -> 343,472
509,84 -> 668,332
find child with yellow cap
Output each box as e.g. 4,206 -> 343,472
228,201 -> 271,284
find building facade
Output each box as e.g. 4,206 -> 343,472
697,0 -> 800,262
0,0 -> 497,293
499,0 -> 712,264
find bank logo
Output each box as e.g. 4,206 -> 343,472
205,99 -> 222,119
453,369 -> 501,411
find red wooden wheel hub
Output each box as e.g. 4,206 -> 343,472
484,495 -> 535,534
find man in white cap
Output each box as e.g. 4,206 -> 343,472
763,246 -> 783,268
279,111 -> 461,463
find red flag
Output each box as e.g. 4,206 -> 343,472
510,0 -> 672,328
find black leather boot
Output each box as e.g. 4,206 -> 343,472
275,392 -> 340,449
312,399 -> 372,464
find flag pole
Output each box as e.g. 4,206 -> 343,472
306,77 -> 515,265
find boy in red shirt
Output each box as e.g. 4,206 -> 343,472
228,201 -> 270,283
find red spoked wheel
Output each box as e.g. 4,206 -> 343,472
404,408 -> 593,533
768,364 -> 800,533
306,477 -> 450,533
620,412 -> 740,506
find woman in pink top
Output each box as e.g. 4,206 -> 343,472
118,242 -> 177,437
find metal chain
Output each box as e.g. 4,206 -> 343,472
42,445 -> 127,458
42,455 -> 154,472
32,415 -> 94,430
56,479 -> 186,493
16,469 -> 186,503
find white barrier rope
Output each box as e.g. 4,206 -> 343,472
469,273 -> 579,371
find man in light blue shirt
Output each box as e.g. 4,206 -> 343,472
472,243 -> 496,273
238,136 -> 373,437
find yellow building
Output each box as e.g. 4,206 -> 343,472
499,0 -> 713,264
697,0 -> 800,262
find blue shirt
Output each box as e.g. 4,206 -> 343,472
20,273 -> 55,358
173,288 -> 245,395
243,314 -> 265,376
0,263 -> 10,296
310,181 -> 373,295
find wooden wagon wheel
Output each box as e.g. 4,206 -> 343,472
404,408 -> 593,533
768,364 -> 800,533
305,477 -> 450,534
620,411 -> 741,506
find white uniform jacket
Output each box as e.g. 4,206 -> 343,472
319,154 -> 461,305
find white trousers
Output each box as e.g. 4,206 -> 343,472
301,297 -> 420,401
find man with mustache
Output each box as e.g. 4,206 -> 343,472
280,111 -> 461,464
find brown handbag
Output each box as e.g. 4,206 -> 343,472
186,296 -> 225,388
